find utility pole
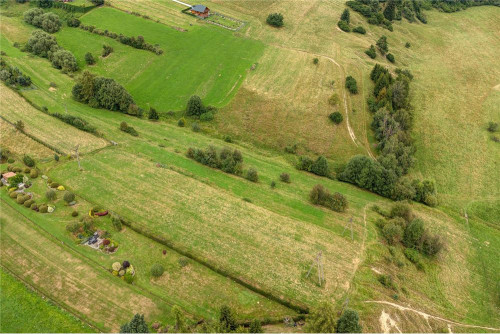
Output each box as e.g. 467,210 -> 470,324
74,145 -> 81,170
464,209 -> 470,231
306,251 -> 324,287
342,217 -> 354,240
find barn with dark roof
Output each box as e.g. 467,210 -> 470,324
190,4 -> 210,18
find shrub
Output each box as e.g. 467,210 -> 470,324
191,122 -> 201,132
178,257 -> 188,267
219,305 -> 237,333
124,272 -> 134,284
7,158 -> 15,163
337,20 -> 350,32
305,302 -> 336,333
270,180 -> 276,189
122,261 -> 131,269
420,233 -> 444,257
46,189 -> 56,201
329,111 -> 343,124
382,223 -> 403,245
84,52 -> 96,65
186,95 -> 206,117
120,122 -> 139,136
9,174 -> 24,187
386,53 -> 395,63
16,194 -> 27,204
71,210 -> 78,217
404,248 -> 424,270
266,13 -> 284,27
24,199 -> 34,208
390,202 -> 414,223
148,107 -> 159,120
377,36 -> 389,55
24,167 -> 31,174
15,120 -> 25,132
487,122 -> 498,133
39,204 -> 49,213
280,173 -> 290,183
66,222 -> 80,233
30,203 -> 38,210
151,263 -> 165,277
177,118 -> 185,127
200,110 -> 214,121
313,58 -> 319,65
365,45 -> 376,59
345,76 -> 358,94
245,168 -> 259,182
63,191 -> 75,203
328,93 -> 340,106
30,169 -> 38,178
378,274 -> 395,289
23,155 -> 35,167
9,192 -> 18,199
405,42 -> 411,48
424,194 -> 438,207
336,309 -> 362,333
310,156 -> 329,177
102,44 -> 113,57
51,49 -> 78,73
330,192 -> 348,212
54,154 -> 60,161
403,219 -> 425,249
352,26 -> 366,34
67,17 -> 80,27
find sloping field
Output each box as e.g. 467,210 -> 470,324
53,7 -> 265,110
0,200 -> 173,332
0,268 -> 95,333
0,118 -> 54,158
0,83 -> 108,154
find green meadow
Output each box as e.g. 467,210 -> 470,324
54,7 -> 265,110
0,268 -> 95,333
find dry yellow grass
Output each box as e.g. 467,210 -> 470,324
0,119 -> 53,158
0,84 -> 108,154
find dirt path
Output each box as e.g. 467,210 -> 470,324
366,300 -> 500,332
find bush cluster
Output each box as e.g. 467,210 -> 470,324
79,24 -> 163,55
25,30 -> 78,73
245,168 -> 259,183
187,146 -> 243,176
352,26 -> 366,34
73,71 -> 136,114
266,13 -> 284,27
329,111 -> 343,124
102,44 -> 113,57
345,75 -> 358,94
24,8 -> 61,33
52,113 -> 97,134
297,155 -> 330,177
23,155 -> 35,167
376,203 -> 444,258
280,172 -> 290,183
151,263 -> 165,278
0,59 -> 32,87
309,184 -> 348,212
120,122 -> 139,136
365,45 -> 376,59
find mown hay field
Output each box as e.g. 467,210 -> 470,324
0,118 -> 54,158
0,82 -> 108,154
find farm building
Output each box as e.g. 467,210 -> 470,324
190,5 -> 210,18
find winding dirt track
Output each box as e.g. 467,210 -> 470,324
366,300 -> 500,332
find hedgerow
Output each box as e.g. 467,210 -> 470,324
187,146 -> 244,176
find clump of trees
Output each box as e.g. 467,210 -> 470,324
185,95 -> 216,120
339,64 -> 437,206
376,36 -> 389,55
266,13 -> 284,27
24,8 -> 61,33
187,146 -> 244,176
85,52 -> 96,65
306,302 -> 362,333
365,45 -> 376,59
337,9 -> 351,32
72,71 -> 137,114
0,59 -> 32,87
102,44 -> 113,57
352,26 -> 366,34
79,24 -> 163,55
345,75 -> 358,94
25,30 -> 78,73
310,184 -> 348,212
297,155 -> 330,177
376,202 -> 444,259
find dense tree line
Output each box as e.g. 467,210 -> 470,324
24,8 -> 61,33
25,30 -> 78,73
297,155 -> 330,177
340,64 -> 437,206
78,24 -> 163,55
52,113 -> 97,134
0,59 -> 32,87
72,71 -> 136,114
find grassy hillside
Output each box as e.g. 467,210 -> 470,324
0,268 -> 95,333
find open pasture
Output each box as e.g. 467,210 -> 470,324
54,7 -> 265,110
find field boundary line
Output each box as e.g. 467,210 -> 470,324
365,300 -> 500,331
0,264 -> 102,333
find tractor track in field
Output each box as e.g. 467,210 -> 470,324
268,44 -> 375,159
366,300 -> 500,332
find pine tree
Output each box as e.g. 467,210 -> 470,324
218,305 -> 237,332
336,309 -> 362,333
249,319 -> 262,333
172,305 -> 187,333
340,9 -> 350,24
120,314 -> 149,333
